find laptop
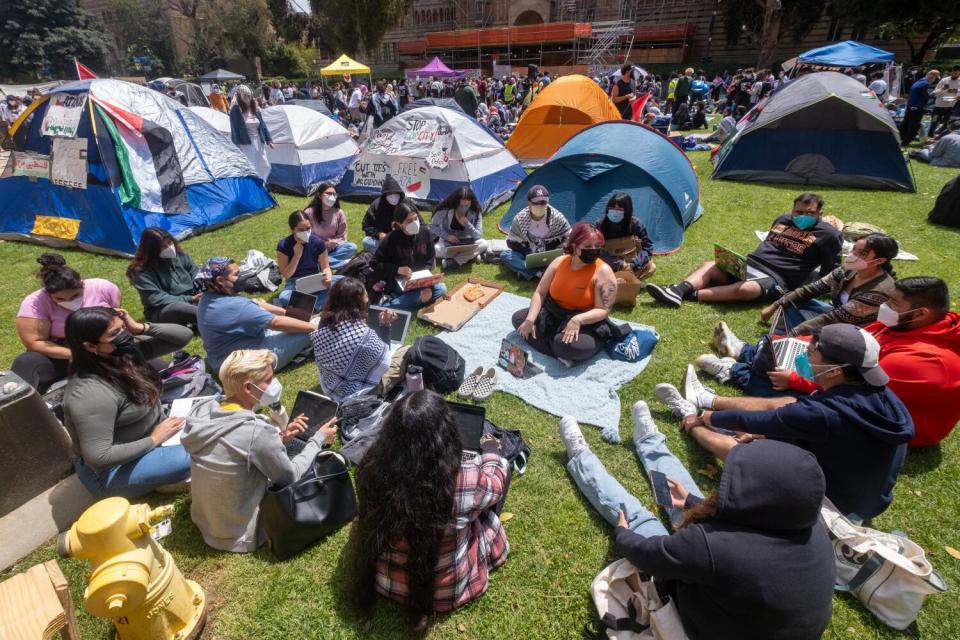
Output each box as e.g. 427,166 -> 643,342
285,291 -> 317,322
295,272 -> 330,294
498,338 -> 543,379
285,391 -> 339,457
768,307 -> 808,372
524,248 -> 563,270
396,269 -> 444,292
446,400 -> 485,451
443,243 -> 480,260
367,305 -> 411,355
714,244 -> 748,280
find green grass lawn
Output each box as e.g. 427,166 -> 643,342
7,154 -> 960,639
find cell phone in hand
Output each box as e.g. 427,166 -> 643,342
619,502 -> 628,517
649,471 -> 672,508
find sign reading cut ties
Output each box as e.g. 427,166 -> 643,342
40,93 -> 88,138
349,156 -> 431,199
51,137 -> 88,189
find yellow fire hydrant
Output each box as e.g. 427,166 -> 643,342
57,497 -> 206,640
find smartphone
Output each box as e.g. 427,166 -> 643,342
619,502 -> 627,515
649,471 -> 672,508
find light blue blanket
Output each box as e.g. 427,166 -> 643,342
434,292 -> 657,443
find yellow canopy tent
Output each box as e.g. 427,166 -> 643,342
320,54 -> 372,91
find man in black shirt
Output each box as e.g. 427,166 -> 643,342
646,193 -> 842,307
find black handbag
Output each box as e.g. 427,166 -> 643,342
259,450 -> 357,560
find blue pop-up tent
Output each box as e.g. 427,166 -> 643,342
500,121 -> 703,254
797,40 -> 894,67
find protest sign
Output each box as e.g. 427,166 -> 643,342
51,137 -> 88,189
40,93 -> 88,138
350,156 -> 431,199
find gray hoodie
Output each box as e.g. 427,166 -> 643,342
180,398 -> 325,552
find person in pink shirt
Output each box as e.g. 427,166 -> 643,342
304,182 -> 356,270
13,253 -> 189,390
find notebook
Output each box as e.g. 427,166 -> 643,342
295,272 -> 330,294
163,395 -> 219,447
286,291 -> 317,322
367,305 -> 411,355
396,269 -> 444,292
285,391 -> 339,457
446,400 -> 485,451
524,248 -> 563,270
714,244 -> 748,280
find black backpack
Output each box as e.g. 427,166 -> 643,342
928,175 -> 960,228
404,336 -> 465,394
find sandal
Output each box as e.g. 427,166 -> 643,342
472,367 -> 498,401
458,366 -> 484,399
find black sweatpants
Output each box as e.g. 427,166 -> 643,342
511,308 -> 603,362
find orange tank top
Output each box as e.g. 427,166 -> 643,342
549,255 -> 599,310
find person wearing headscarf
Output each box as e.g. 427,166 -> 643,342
229,85 -> 273,181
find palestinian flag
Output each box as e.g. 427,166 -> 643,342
93,100 -> 189,213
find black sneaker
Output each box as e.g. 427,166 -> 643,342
645,283 -> 683,308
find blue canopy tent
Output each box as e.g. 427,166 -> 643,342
797,41 -> 894,67
2,79 -> 274,256
500,121 -> 703,254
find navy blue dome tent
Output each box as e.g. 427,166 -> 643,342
712,72 -> 914,192
500,121 -> 702,254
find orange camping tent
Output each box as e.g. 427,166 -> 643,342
506,74 -> 622,166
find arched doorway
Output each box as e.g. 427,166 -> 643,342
514,10 -> 544,25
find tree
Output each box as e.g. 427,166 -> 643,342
830,0 -> 960,64
167,0 -> 275,76
724,0 -> 827,68
310,0 -> 414,55
0,0 -> 109,81
267,0 -> 322,45
107,0 -> 177,76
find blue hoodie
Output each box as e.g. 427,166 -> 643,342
712,383 -> 914,519
614,440 -> 835,640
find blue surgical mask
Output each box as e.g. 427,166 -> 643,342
793,214 -> 817,230
606,209 -> 624,224
794,353 -> 815,381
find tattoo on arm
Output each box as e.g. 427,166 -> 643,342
599,281 -> 617,310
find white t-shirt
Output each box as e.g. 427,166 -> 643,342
934,76 -> 960,109
868,79 -> 887,98
528,215 -> 549,241
348,89 -> 361,108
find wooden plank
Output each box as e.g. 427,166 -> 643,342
42,561 -> 79,640
0,564 -> 67,640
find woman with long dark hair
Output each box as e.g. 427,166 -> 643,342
229,84 -> 273,181
349,391 -> 509,629
428,186 -> 489,269
560,405 -> 835,640
371,202 -> 447,310
512,223 -> 619,365
275,210 -> 335,310
62,307 -> 192,497
597,192 -> 655,277
310,277 -> 403,402
304,182 -> 357,269
127,227 -> 199,326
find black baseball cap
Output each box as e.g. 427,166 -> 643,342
527,185 -> 549,203
815,324 -> 889,387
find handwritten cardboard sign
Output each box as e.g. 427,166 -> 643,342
40,93 -> 87,138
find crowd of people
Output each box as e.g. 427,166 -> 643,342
10,179 -> 959,635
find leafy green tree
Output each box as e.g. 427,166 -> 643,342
724,0 -> 827,68
829,0 -> 960,64
0,0 -> 109,81
310,0 -> 414,55
108,0 -> 177,76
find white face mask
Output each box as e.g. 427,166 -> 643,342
322,194 -> 337,208
403,219 -> 421,236
386,194 -> 401,206
295,230 -> 312,243
56,297 -> 83,312
843,253 -> 876,272
252,377 -> 282,410
159,245 -> 177,260
529,204 -> 547,218
877,302 -> 919,328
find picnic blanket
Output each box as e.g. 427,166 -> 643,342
434,292 -> 658,443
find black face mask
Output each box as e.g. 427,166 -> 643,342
109,330 -> 139,357
579,248 -> 601,264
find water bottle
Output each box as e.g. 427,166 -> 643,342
405,365 -> 424,393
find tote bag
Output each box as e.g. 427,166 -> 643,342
820,498 -> 947,629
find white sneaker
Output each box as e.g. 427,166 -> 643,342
654,383 -> 697,419
631,401 -> 659,443
682,365 -> 715,411
713,321 -> 745,359
559,416 -> 589,459
693,354 -> 735,383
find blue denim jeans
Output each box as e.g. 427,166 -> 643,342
276,275 -> 342,310
500,249 -> 540,281
381,283 -> 447,310
729,342 -> 804,398
782,299 -> 833,329
74,445 -> 191,499
327,242 -> 357,270
566,430 -> 704,535
261,328 -> 313,370
362,236 -> 380,253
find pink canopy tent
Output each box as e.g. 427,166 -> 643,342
405,57 -> 466,79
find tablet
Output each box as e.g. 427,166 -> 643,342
285,391 -> 339,457
286,291 -> 317,322
446,400 -> 485,452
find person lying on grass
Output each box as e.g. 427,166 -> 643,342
348,390 -> 509,632
559,407 -> 835,640
646,192 -> 842,307
658,323 -> 914,521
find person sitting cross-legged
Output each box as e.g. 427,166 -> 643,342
646,193 -> 842,307
500,185 -> 571,281
370,203 -> 447,310
559,405 -> 835,640
657,323 -> 914,521
512,223 -> 619,366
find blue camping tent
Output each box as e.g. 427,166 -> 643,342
500,121 -> 702,254
797,41 -> 894,67
712,72 -> 914,192
3,79 -> 274,256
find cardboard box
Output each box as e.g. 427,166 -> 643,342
605,236 -> 640,261
417,278 -> 505,331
